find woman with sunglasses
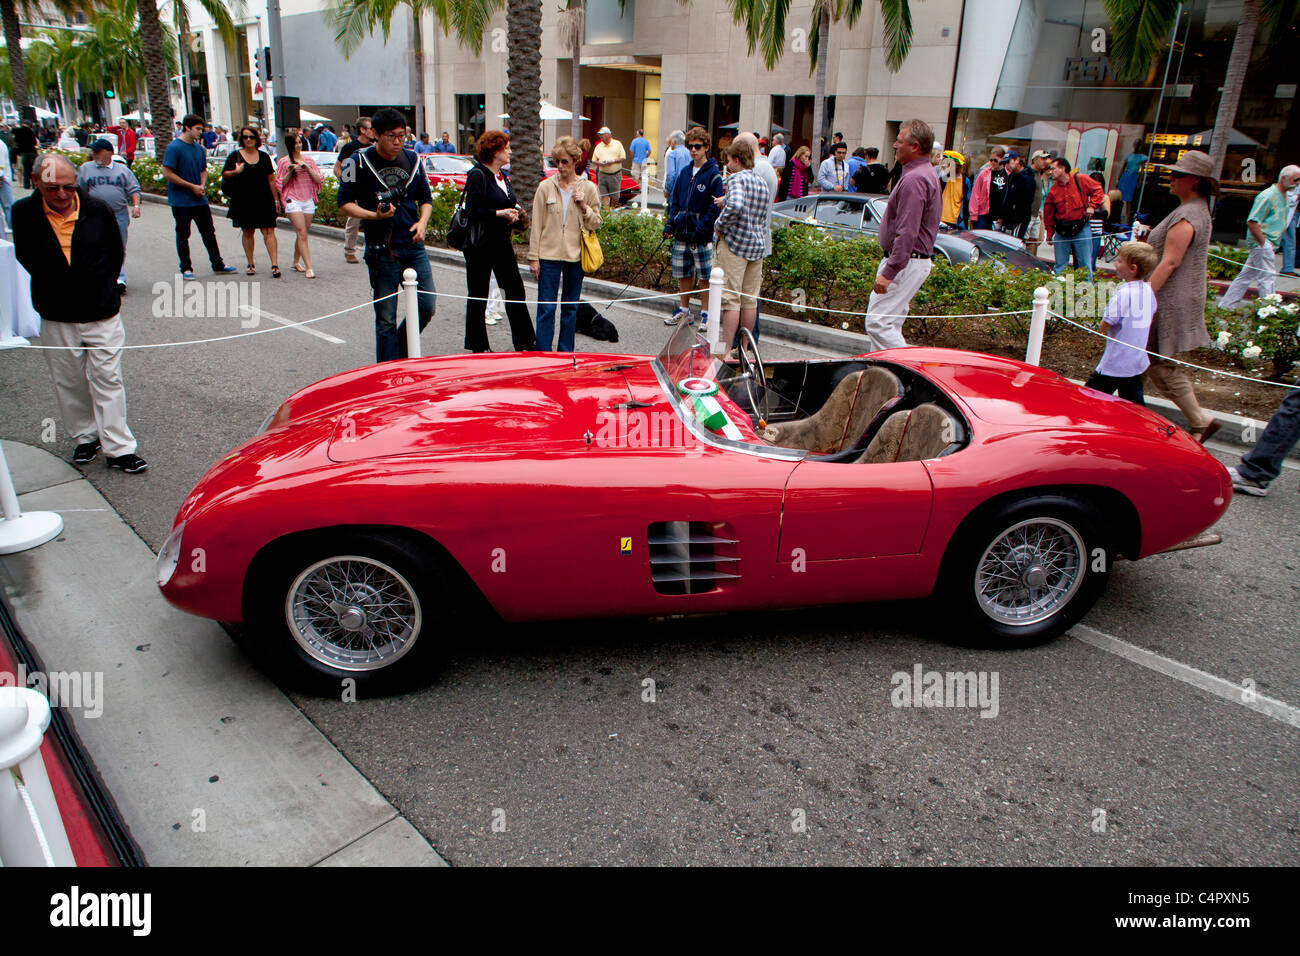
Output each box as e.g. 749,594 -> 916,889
276,127 -> 325,278
221,127 -> 282,277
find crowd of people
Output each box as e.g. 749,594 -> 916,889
4,105 -> 1299,497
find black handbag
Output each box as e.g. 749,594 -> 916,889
446,167 -> 485,251
1053,175 -> 1091,238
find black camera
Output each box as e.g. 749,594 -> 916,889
376,184 -> 405,213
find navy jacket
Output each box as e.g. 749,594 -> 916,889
12,190 -> 124,323
664,158 -> 724,245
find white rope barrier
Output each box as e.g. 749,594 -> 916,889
10,292 -> 399,351
1048,309 -> 1298,390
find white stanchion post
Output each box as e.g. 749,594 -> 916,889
0,687 -> 76,866
1026,286 -> 1049,367
707,266 -> 724,355
0,444 -> 63,555
640,168 -> 649,214
402,268 -> 421,359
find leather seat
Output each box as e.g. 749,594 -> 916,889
762,367 -> 902,453
856,403 -> 958,463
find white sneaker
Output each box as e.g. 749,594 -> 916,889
665,308 -> 690,326
1227,466 -> 1268,496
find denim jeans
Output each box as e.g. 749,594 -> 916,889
535,259 -> 585,352
1053,232 -> 1093,280
114,209 -> 129,283
1282,205 -> 1298,274
1238,381 -> 1300,485
0,176 -> 13,240
364,242 -> 436,362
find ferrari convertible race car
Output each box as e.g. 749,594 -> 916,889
158,319 -> 1229,691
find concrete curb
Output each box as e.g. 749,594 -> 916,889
0,440 -> 447,867
139,192 -> 1292,456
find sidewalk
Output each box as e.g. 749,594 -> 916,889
0,440 -> 446,867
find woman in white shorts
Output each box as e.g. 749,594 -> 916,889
276,129 -> 324,278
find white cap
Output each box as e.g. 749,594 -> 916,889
598,126 -> 612,135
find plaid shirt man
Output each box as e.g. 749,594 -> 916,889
714,168 -> 771,261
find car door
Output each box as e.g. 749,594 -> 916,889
778,457 -> 934,561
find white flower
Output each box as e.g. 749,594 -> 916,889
1242,345 -> 1262,359
1284,304 -> 1299,315
841,322 -> 849,330
1263,293 -> 1283,304
1258,325 -> 1267,333
1258,306 -> 1278,319
1217,331 -> 1232,347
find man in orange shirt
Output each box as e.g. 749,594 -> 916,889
11,154 -> 147,473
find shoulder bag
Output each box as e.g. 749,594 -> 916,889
446,165 -> 484,252
1053,175 -> 1090,238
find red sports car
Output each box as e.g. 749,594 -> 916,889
421,153 -> 474,191
158,321 -> 1229,692
542,157 -> 641,205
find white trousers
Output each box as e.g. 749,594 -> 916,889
40,315 -> 137,457
864,257 -> 933,351
1219,241 -> 1276,308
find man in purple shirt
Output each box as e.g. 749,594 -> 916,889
864,119 -> 942,350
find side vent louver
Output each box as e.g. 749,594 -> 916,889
648,521 -> 741,595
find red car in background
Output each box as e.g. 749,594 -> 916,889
158,319 -> 1228,694
421,153 -> 474,191
543,157 -> 640,205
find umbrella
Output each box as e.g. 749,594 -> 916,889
298,108 -> 331,123
539,101 -> 590,122
1192,127 -> 1261,147
33,106 -> 58,120
118,110 -> 151,121
991,121 -> 1068,142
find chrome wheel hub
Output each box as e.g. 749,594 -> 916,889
286,555 -> 422,671
975,518 -> 1085,626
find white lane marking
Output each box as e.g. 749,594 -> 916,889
240,307 -> 346,345
1073,623 -> 1300,729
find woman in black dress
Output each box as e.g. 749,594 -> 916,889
221,126 -> 282,276
462,129 -> 534,352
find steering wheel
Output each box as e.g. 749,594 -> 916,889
736,327 -> 770,425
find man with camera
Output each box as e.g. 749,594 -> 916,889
337,108 -> 436,362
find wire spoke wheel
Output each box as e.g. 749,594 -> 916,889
974,517 -> 1086,627
286,555 -> 422,671
737,326 -> 770,424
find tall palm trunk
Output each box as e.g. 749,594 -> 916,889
137,0 -> 174,159
411,8 -> 426,136
810,8 -> 828,161
1207,0 -> 1258,179
2,0 -> 31,119
506,0 -> 543,207
570,45 -> 581,140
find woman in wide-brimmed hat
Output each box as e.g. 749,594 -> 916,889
1143,149 -> 1220,442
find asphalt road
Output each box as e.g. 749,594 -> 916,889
3,195 -> 1298,865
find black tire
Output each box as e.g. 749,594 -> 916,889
248,531 -> 447,695
941,495 -> 1111,647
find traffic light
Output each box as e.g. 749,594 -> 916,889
105,89 -> 116,99
254,48 -> 263,83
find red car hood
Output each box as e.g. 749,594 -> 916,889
320,353 -> 646,462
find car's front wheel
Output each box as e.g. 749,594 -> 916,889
250,532 -> 445,694
942,496 -> 1110,646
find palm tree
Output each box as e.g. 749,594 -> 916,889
557,0 -> 584,140
43,0 -> 177,114
726,0 -> 915,157
135,0 -> 243,159
1103,0 -> 1297,178
333,0 -> 547,205
1,0 -> 93,122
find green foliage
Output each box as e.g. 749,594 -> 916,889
594,209 -> 674,284
424,181 -> 462,242
768,220 -> 880,313
315,179 -> 340,226
1207,242 -> 1248,280
1210,294 -> 1300,378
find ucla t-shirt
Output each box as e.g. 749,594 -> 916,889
163,138 -> 209,207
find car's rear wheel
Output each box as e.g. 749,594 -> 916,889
251,532 -> 445,694
942,496 -> 1110,646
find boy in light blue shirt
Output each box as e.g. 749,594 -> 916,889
1084,241 -> 1159,406
77,140 -> 142,290
629,130 -> 651,184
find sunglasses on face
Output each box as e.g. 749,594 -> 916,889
42,183 -> 77,193
242,134 -> 257,141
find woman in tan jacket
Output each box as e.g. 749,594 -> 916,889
529,136 -> 601,351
